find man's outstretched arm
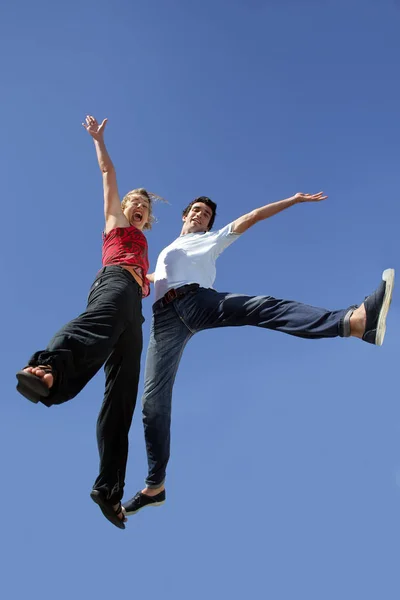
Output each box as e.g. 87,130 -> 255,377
231,192 -> 327,234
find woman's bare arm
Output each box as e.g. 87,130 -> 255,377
83,115 -> 128,232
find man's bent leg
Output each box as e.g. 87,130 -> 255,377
143,305 -> 193,490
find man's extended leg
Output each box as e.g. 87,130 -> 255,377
179,269 -> 394,345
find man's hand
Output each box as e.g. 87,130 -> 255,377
293,191 -> 327,203
82,115 -> 107,141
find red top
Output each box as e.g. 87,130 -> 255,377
102,226 -> 150,297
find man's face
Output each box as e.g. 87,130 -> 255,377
182,202 -> 213,234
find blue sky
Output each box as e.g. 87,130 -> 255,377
1,0 -> 399,598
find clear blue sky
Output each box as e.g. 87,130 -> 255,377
1,1 -> 399,598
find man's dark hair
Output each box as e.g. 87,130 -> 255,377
182,196 -> 217,231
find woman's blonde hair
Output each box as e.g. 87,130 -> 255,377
121,188 -> 164,230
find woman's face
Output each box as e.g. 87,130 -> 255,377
123,195 -> 150,230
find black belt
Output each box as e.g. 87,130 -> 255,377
159,284 -> 200,307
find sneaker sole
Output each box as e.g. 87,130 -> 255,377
124,500 -> 165,517
376,268 -> 395,346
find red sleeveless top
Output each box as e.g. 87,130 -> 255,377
102,226 -> 150,297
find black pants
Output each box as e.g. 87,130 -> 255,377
28,266 -> 143,503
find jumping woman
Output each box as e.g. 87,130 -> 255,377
16,115 -> 158,529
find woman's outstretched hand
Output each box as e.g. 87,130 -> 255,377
82,115 -> 107,141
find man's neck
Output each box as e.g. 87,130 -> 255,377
180,226 -> 206,236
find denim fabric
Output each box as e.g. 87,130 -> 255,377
28,266 -> 143,503
142,287 -> 349,487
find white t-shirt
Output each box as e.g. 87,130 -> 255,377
153,223 -> 241,301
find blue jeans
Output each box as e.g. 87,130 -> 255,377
142,287 -> 351,488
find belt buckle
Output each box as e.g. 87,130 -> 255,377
164,288 -> 178,304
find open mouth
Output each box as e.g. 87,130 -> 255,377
132,211 -> 143,224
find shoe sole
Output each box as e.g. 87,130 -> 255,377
376,268 -> 395,346
16,383 -> 40,404
124,500 -> 165,517
90,490 -> 126,530
16,371 -> 50,399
